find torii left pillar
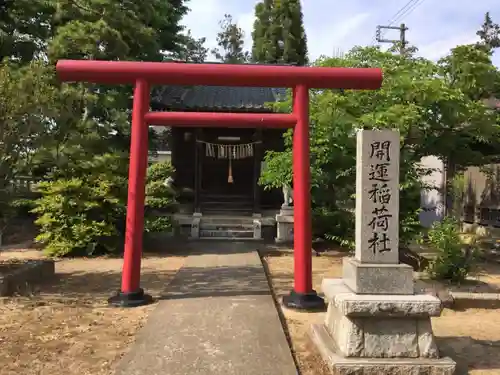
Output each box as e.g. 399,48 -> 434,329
108,79 -> 152,306
55,60 -> 382,309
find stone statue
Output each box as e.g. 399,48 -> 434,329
282,184 -> 293,207
164,176 -> 174,188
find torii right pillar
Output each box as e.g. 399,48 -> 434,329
282,84 -> 324,310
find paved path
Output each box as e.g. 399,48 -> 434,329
114,242 -> 297,375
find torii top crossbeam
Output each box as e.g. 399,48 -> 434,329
56,60 -> 382,89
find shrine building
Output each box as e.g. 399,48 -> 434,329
150,84 -> 293,241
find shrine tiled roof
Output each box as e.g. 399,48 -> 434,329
152,85 -> 287,112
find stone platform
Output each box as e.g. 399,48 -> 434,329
310,324 -> 456,375
310,278 -> 456,375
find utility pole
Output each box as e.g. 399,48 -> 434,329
376,23 -> 408,55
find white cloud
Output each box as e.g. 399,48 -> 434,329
418,33 -> 480,61
328,13 -> 371,45
181,0 -> 500,66
181,0 -> 225,52
236,11 -> 256,53
306,12 -> 371,60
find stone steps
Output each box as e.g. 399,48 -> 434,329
200,222 -> 253,230
199,228 -> 255,239
200,194 -> 254,216
196,217 -> 261,241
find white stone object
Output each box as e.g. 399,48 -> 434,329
282,184 -> 293,207
190,213 -> 201,239
253,219 -> 262,240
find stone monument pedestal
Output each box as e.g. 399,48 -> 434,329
310,274 -> 456,375
275,205 -> 294,244
342,257 -> 414,295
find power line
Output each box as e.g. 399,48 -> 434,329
386,0 -> 418,28
390,0 -> 426,26
371,0 -> 416,44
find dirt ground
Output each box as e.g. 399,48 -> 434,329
0,245 -> 185,375
262,247 -> 500,375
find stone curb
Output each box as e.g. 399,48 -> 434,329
450,291 -> 500,300
448,291 -> 500,309
432,290 -> 500,309
0,259 -> 55,296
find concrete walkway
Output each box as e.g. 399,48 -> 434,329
114,242 -> 298,375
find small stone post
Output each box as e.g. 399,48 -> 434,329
310,129 -> 456,374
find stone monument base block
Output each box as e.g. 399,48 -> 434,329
322,278 -> 442,317
343,257 -> 414,295
310,324 -> 456,375
275,207 -> 294,244
311,278 -> 456,375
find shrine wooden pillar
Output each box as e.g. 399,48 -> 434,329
194,128 -> 202,213
253,129 -> 263,214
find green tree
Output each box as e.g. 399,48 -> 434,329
0,0 -> 53,63
44,0 -> 189,166
166,30 -> 208,62
252,0 -> 278,63
211,14 -> 250,63
251,0 -> 308,65
0,61 -> 59,243
49,0 -> 188,62
476,12 -> 500,52
0,0 -> 189,252
260,46 -> 497,248
26,0 -> 188,176
439,44 -> 499,100
437,43 -> 500,214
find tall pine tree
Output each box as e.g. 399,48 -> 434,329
477,12 -> 500,52
211,14 -> 250,63
166,30 -> 209,62
251,0 -> 308,65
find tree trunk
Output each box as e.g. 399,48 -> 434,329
444,156 -> 457,218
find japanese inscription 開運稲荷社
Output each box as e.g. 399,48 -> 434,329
367,140 -> 393,254
355,129 -> 400,264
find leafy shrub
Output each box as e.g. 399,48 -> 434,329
31,155 -> 176,257
144,162 -> 177,233
31,153 -> 127,257
423,216 -> 477,283
32,178 -> 123,256
317,207 -> 355,249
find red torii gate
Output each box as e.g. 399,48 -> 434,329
56,60 -> 382,310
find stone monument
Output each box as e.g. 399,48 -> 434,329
310,129 -> 456,374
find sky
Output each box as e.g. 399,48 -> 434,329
182,0 -> 500,66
